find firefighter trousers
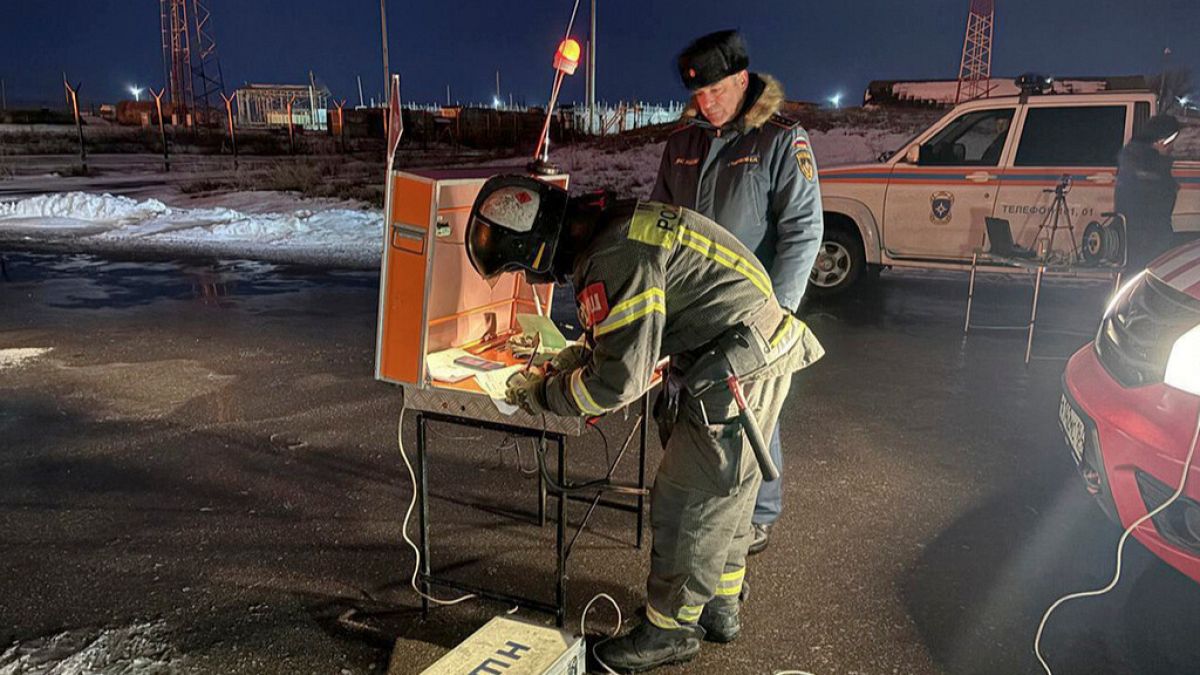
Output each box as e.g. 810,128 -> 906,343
645,367 -> 792,628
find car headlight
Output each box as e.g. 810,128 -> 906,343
1104,270 -> 1146,318
1165,323 -> 1200,396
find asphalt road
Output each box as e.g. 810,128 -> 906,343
2,252 -> 1199,675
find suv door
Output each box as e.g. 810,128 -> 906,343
882,107 -> 1014,259
993,104 -> 1128,257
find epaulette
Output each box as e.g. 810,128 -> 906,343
666,121 -> 692,136
767,112 -> 801,130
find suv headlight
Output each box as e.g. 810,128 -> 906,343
1165,323 -> 1200,396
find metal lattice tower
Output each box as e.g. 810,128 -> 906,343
159,0 -> 225,119
161,0 -> 194,114
955,0 -> 995,104
190,0 -> 225,113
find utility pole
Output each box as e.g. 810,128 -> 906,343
380,0 -> 390,106
587,0 -> 596,134
149,87 -> 169,172
496,70 -> 501,107
308,70 -> 317,129
357,75 -> 365,108
63,75 -> 87,174
286,93 -> 299,154
446,84 -> 451,106
333,99 -> 347,152
220,91 -> 238,169
1158,47 -> 1172,104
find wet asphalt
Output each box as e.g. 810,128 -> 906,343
2,251 -> 1199,675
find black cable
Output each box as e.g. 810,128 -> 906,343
535,413 -> 646,496
588,418 -> 611,466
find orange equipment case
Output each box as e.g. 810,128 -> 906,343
374,166 -> 569,391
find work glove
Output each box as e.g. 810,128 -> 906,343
505,370 -> 548,415
550,344 -> 590,374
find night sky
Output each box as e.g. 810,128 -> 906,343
1,0 -> 1197,109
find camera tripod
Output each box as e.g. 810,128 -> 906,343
1032,174 -> 1080,263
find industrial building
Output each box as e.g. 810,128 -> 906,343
235,83 -> 331,131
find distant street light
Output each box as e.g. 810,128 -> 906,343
828,93 -> 842,108
129,85 -> 143,102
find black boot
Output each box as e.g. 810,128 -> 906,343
699,579 -> 748,643
748,522 -> 772,555
698,599 -> 741,643
592,620 -> 705,673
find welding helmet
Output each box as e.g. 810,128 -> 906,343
467,175 -> 569,284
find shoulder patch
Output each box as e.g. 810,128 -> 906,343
768,112 -> 801,130
576,282 -> 610,329
627,202 -> 683,249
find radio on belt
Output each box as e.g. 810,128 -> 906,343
415,617 -> 585,675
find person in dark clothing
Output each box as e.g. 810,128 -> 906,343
1116,114 -> 1181,268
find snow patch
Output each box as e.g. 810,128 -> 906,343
0,347 -> 52,370
0,621 -> 181,675
0,193 -> 169,223
0,192 -> 383,266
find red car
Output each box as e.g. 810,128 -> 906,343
1061,239 -> 1200,583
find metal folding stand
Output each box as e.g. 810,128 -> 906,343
413,395 -> 650,627
965,251 -> 1124,364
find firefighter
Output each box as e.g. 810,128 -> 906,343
1116,114 -> 1181,268
651,29 -> 824,555
465,175 -> 822,672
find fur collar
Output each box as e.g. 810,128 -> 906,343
682,73 -> 784,132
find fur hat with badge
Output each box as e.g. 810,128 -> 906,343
677,29 -> 750,91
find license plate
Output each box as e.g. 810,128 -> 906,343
1059,394 -> 1086,465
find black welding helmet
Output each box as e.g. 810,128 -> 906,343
467,175 -> 568,284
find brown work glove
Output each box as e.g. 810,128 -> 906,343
505,370 -> 548,415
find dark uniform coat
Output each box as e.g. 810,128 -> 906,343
650,74 -> 824,311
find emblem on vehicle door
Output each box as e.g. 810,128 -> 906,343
930,191 -> 955,224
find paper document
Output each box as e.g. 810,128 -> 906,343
425,348 -> 477,383
476,364 -> 524,415
516,314 -> 567,351
474,364 -> 523,399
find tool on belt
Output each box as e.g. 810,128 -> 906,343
680,323 -> 779,482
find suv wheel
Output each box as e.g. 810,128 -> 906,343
808,227 -> 867,297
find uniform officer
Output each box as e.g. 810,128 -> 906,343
651,29 -> 825,554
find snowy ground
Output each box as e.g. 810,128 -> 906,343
0,127 -> 911,268
0,621 -> 181,675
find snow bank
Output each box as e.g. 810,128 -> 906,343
0,192 -> 383,267
555,129 -> 910,198
0,193 -> 168,223
0,347 -> 52,370
0,621 -> 181,675
810,128 -> 913,166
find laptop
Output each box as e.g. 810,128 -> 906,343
985,217 -> 1037,259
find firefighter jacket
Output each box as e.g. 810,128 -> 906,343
541,201 -> 823,418
650,73 -> 824,312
